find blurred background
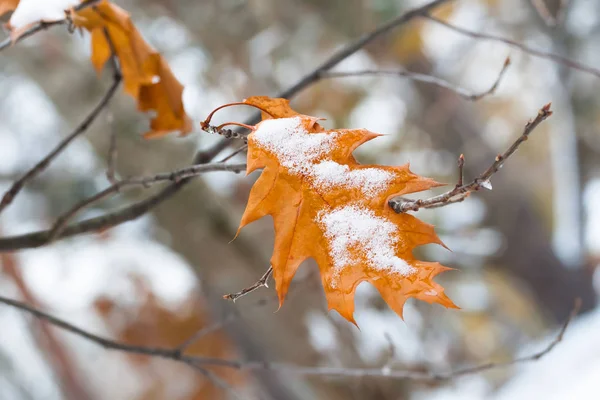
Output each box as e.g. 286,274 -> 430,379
1,0 -> 599,398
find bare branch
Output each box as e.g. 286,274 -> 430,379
0,177 -> 185,251
0,67 -> 122,216
189,364 -> 244,400
219,145 -> 248,163
278,0 -> 453,100
223,267 -> 273,302
0,0 -> 103,51
103,27 -> 120,185
175,316 -> 236,353
424,15 -> 600,79
528,0 -> 558,26
555,0 -> 570,26
201,125 -> 249,144
106,120 -> 119,185
322,56 -> 511,101
47,162 -> 246,242
443,297 -> 581,378
456,154 -> 465,188
389,103 -> 552,213
0,295 -> 580,382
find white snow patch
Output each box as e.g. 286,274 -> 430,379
312,160 -> 393,197
253,117 -> 337,175
10,0 -> 78,29
318,205 -> 416,285
253,117 -> 392,197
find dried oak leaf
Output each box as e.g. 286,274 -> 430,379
0,0 -> 192,138
73,1 -> 192,138
238,96 -> 458,324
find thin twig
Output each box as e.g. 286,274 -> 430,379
0,0 -> 103,51
456,154 -> 465,188
278,0 -> 453,100
322,56 -> 511,101
201,125 -> 249,144
0,67 -> 122,216
106,120 -> 118,185
424,15 -> 600,79
443,297 -> 581,378
389,103 -> 552,213
555,0 -> 570,26
103,28 -> 119,185
47,162 -> 247,241
529,0 -> 558,26
0,295 -> 580,381
190,364 -> 244,400
175,315 -> 236,353
0,178 -> 186,251
219,145 -> 248,163
223,267 -> 273,302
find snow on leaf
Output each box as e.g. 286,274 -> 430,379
7,0 -> 76,28
237,96 -> 458,324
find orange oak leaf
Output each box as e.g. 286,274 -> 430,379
237,96 -> 458,324
73,1 -> 192,138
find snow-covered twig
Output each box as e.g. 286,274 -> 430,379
0,0 -> 103,51
389,103 -> 552,213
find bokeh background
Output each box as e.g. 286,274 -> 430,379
1,0 -> 599,399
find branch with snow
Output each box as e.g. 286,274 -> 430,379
389,103 -> 553,213
0,0 -> 102,51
